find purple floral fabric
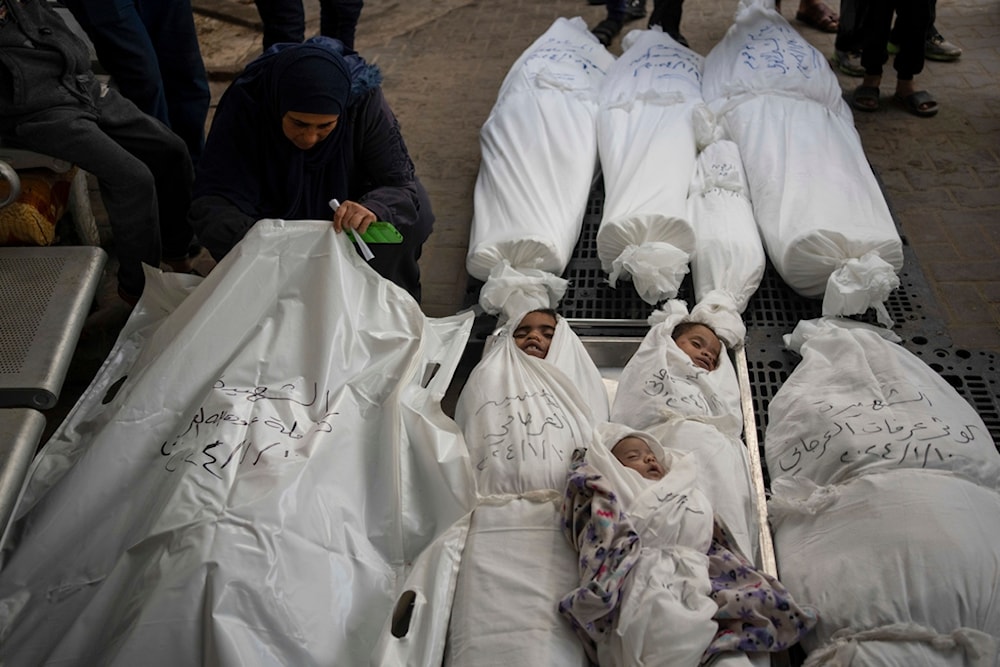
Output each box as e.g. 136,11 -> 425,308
560,448 -> 819,663
558,449 -> 641,663
703,522 -> 819,661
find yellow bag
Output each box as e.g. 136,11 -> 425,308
0,166 -> 76,246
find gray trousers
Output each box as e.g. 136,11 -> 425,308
5,87 -> 194,297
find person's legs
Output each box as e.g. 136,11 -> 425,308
923,0 -> 962,61
93,94 -> 195,263
890,0 -> 960,61
648,0 -> 688,46
318,0 -> 364,49
10,103 -> 164,298
60,0 -> 171,127
851,0 -> 893,111
891,0 -> 930,81
892,0 -> 937,115
832,0 -> 867,76
253,0 -> 305,49
592,0 -> 626,46
140,0 -> 211,166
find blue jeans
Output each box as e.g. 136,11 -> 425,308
62,0 -> 211,165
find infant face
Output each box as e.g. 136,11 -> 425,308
612,436 -> 665,480
673,323 -> 722,372
513,311 -> 557,359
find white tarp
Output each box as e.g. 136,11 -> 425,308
0,220 -> 477,666
702,0 -> 902,325
595,28 -> 701,304
466,17 -> 615,281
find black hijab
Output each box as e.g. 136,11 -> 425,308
194,38 -> 363,220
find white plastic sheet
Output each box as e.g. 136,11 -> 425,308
702,0 -> 902,324
596,29 -> 701,304
766,319 -> 1000,486
0,220 -> 477,666
466,17 -> 615,281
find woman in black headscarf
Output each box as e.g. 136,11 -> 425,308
188,37 -> 433,300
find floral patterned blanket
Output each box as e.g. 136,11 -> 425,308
559,449 -> 818,663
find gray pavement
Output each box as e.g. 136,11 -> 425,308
61,0 -> 999,434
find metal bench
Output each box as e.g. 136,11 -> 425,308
0,408 -> 45,546
0,153 -> 107,549
0,0 -> 104,247
0,245 -> 107,409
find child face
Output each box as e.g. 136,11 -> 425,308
674,324 -> 722,372
612,436 -> 665,480
512,311 -> 557,359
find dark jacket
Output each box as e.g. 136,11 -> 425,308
188,37 -> 432,261
0,0 -> 99,122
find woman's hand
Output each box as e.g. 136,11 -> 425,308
332,199 -> 376,235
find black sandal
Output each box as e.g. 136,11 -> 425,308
851,85 -> 880,112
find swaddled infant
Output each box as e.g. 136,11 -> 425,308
561,424 -> 819,666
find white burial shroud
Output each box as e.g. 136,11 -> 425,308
467,17 -> 615,281
702,0 -> 902,325
688,137 -> 765,313
596,28 -> 701,304
0,220 -> 478,667
447,314 -> 609,667
766,318 -> 1000,667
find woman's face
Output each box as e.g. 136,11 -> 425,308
281,111 -> 340,150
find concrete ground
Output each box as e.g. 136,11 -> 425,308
58,0 -> 1000,433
